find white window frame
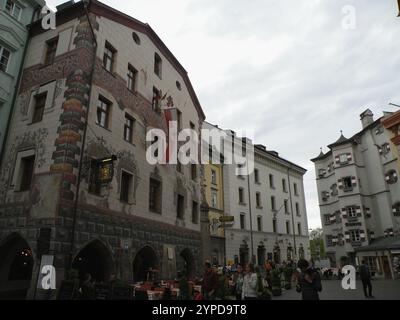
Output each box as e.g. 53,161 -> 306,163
339,153 -> 348,164
211,190 -> 218,208
6,0 -> 22,21
0,45 -> 11,73
347,206 -> 357,218
350,229 -> 361,242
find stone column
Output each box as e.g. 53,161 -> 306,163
200,200 -> 211,265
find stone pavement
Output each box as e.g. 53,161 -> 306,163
273,280 -> 400,300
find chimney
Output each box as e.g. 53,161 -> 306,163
360,109 -> 374,129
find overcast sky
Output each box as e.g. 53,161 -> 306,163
48,0 -> 400,229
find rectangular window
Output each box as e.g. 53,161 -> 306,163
256,192 -> 261,208
96,96 -> 111,129
177,194 -> 185,219
342,177 -> 353,191
154,52 -> 162,78
272,219 -> 277,233
120,171 -> 132,203
124,114 -> 134,143
192,201 -> 199,224
297,223 -> 302,235
282,179 -> 287,192
347,206 -> 357,218
191,164 -> 197,180
211,169 -> 217,185
177,109 -> 182,131
286,221 -> 291,234
271,196 -> 276,211
339,154 -> 348,164
0,46 -> 11,72
6,1 -> 21,20
295,202 -> 300,216
127,65 -> 138,91
269,174 -> 274,188
254,169 -> 259,183
103,41 -> 116,72
240,214 -> 245,230
257,216 -> 262,232
294,183 -> 298,195
211,190 -> 218,208
89,159 -> 101,195
350,230 -> 361,242
239,188 -> 244,204
44,37 -> 58,65
152,87 -> 160,111
149,178 -> 162,213
32,92 -> 47,123
284,199 -> 289,214
324,214 -> 331,225
18,155 -> 35,191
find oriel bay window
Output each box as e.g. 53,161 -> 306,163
6,1 -> 22,20
149,178 -> 162,214
96,96 -> 111,129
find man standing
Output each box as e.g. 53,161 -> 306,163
202,262 -> 218,300
359,260 -> 374,299
296,259 -> 322,300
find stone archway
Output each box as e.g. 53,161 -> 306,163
180,248 -> 195,277
72,239 -> 115,283
0,233 -> 34,299
132,246 -> 159,282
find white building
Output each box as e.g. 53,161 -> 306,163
312,109 -> 400,278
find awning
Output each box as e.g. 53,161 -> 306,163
354,236 -> 400,252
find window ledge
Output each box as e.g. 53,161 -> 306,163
95,123 -> 112,132
102,66 -> 117,78
239,202 -> 247,206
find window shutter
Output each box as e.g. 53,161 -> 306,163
365,208 -> 371,218
332,236 -> 338,245
341,208 -> 347,219
369,231 -> 375,240
360,230 -> 366,241
335,156 -> 340,165
338,180 -> 343,189
356,206 -> 362,217
351,176 -> 357,187
347,153 -> 352,162
379,148 -> 383,155
330,214 -> 336,223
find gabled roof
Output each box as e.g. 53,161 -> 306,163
28,0 -> 205,120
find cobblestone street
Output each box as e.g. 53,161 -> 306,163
273,280 -> 400,300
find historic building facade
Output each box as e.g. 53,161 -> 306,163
0,0 -> 45,159
0,0 -> 209,298
312,109 -> 400,278
221,130 -> 310,267
202,121 -> 226,266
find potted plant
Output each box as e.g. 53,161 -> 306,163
271,269 -> 282,296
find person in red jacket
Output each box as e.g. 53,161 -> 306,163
202,261 -> 218,300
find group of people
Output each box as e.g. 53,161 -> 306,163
200,259 -> 323,300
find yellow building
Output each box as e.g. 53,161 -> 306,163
204,162 -> 226,266
382,111 -> 400,171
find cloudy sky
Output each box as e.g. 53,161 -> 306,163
47,0 -> 400,229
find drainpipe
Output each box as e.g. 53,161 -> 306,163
69,0 -> 98,270
287,167 -> 297,259
245,144 -> 255,264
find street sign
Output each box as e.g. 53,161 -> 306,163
219,216 -> 234,223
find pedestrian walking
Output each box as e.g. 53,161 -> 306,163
296,259 -> 322,300
202,261 -> 218,300
232,265 -> 244,300
359,260 -> 374,299
242,263 -> 258,300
